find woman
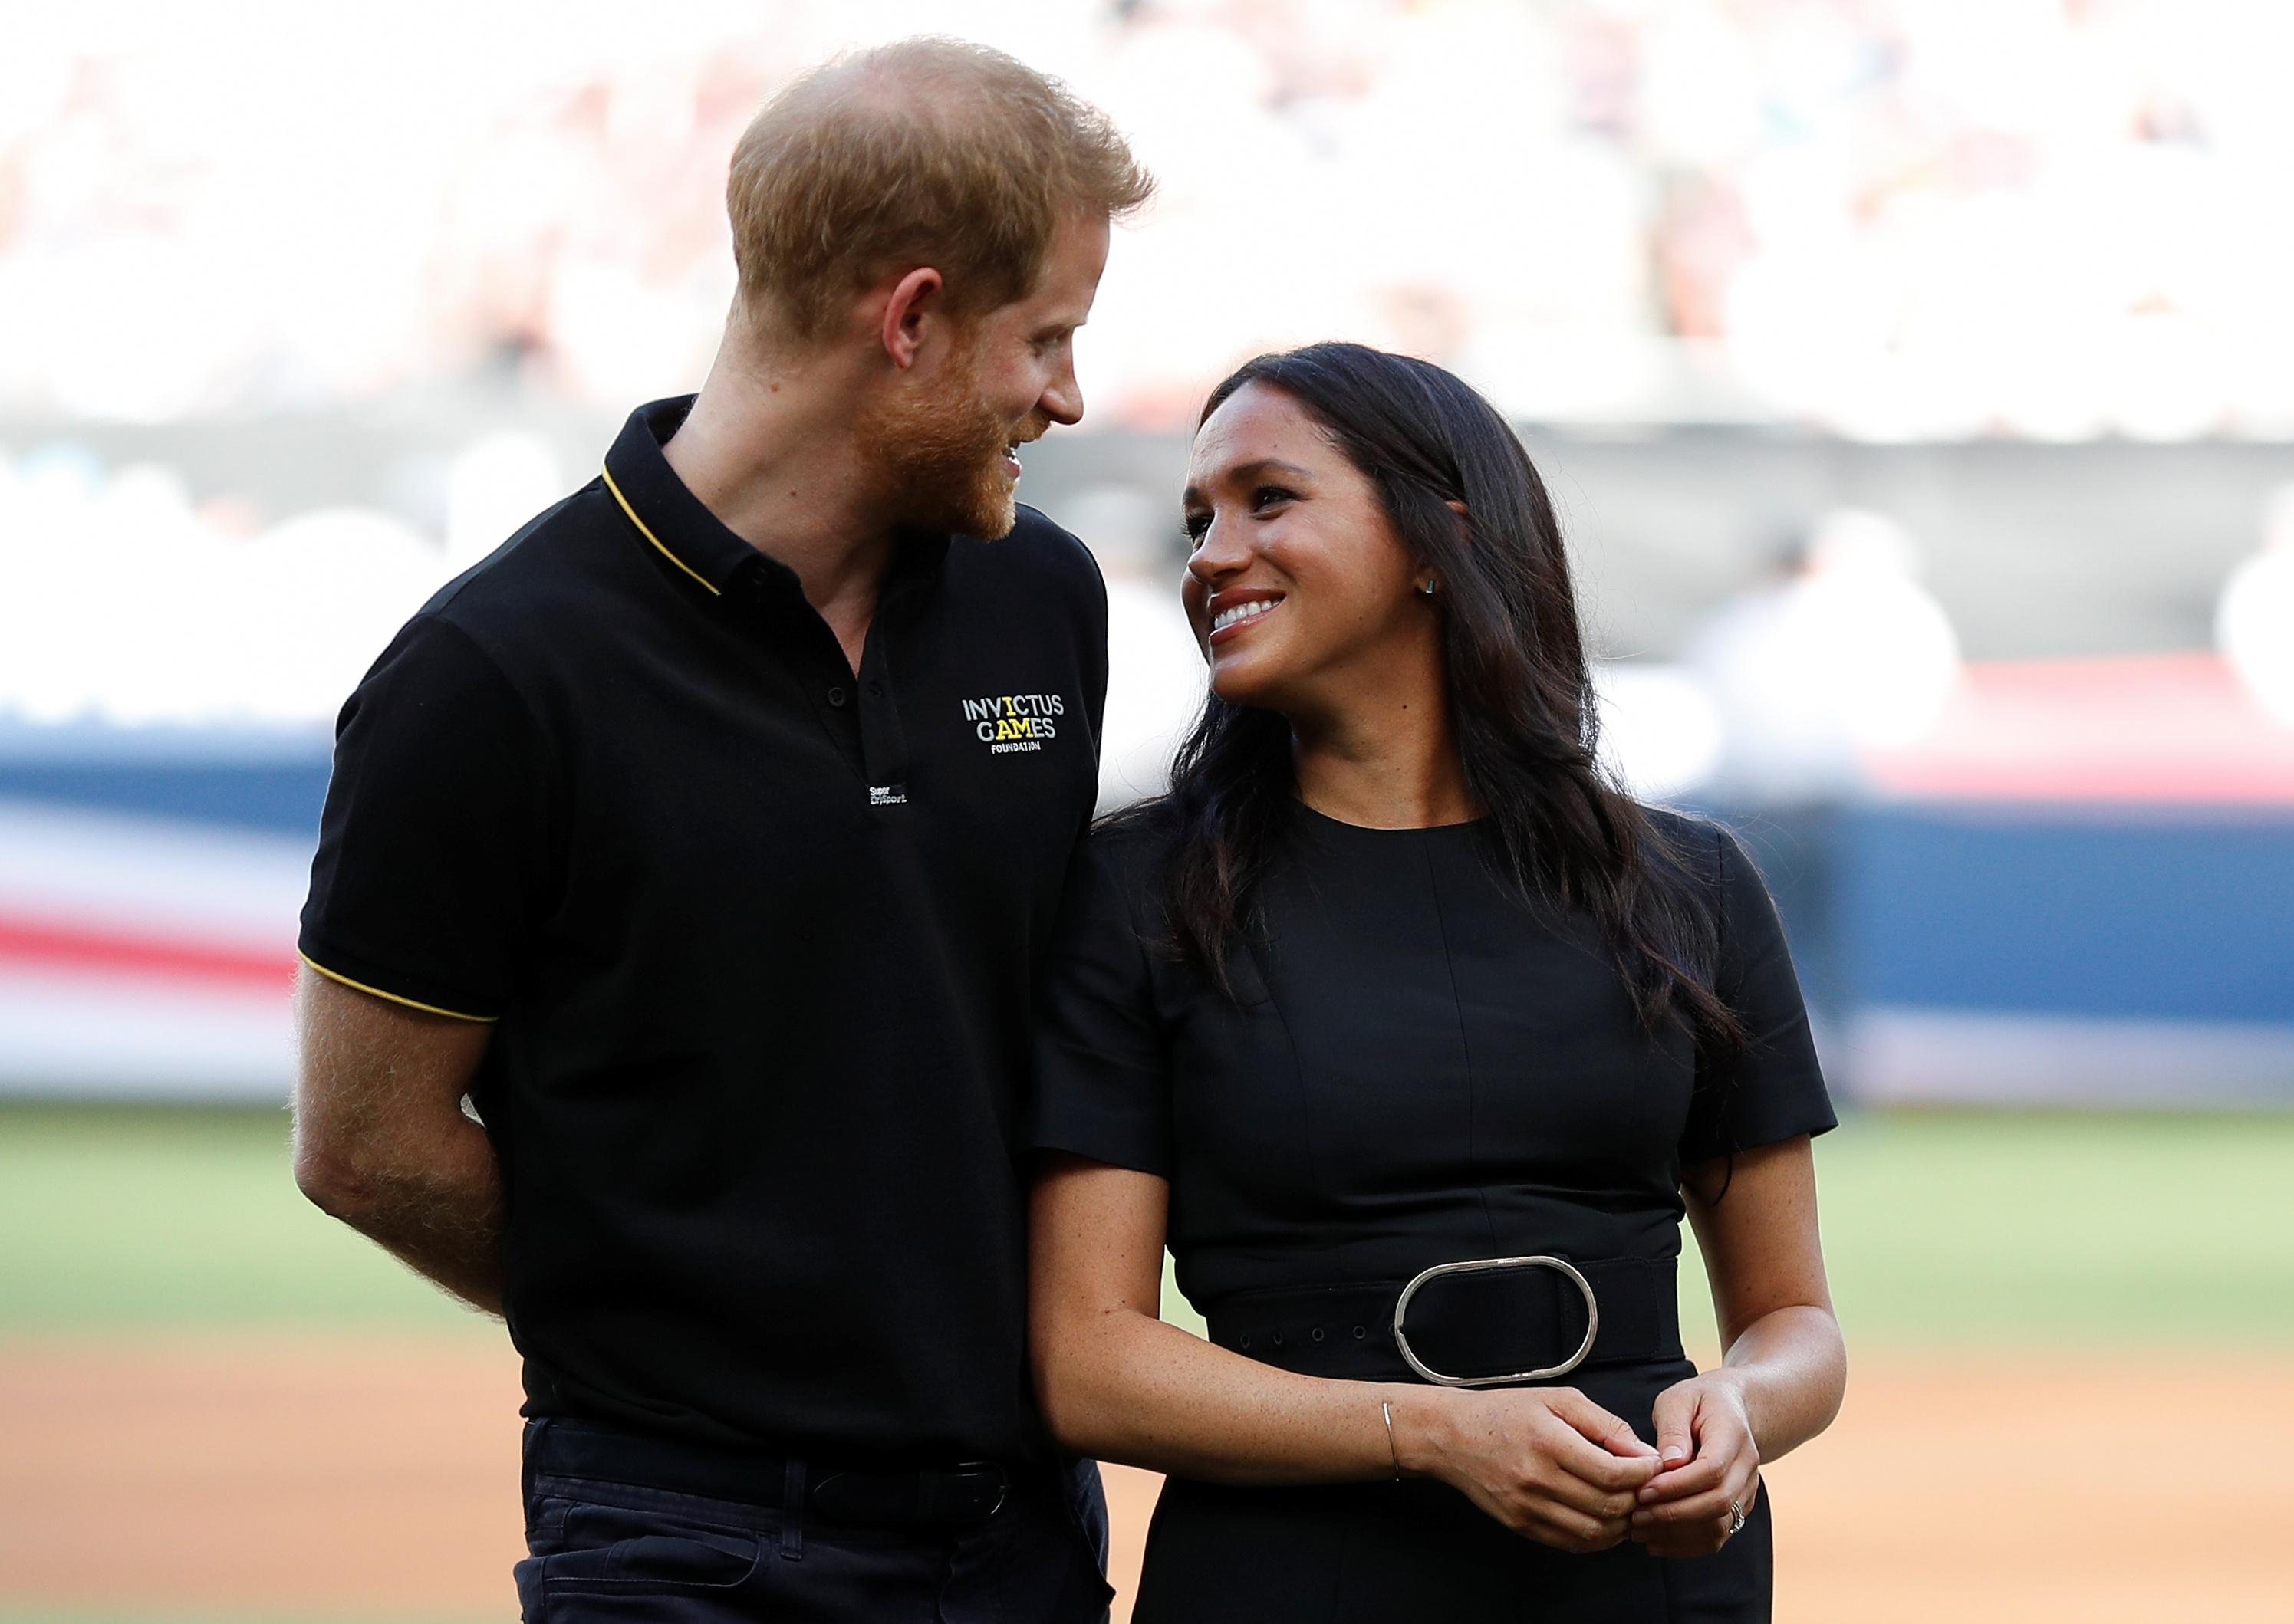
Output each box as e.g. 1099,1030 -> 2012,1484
1026,343 -> 1845,1621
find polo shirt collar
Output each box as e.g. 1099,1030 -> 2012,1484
601,396 -> 766,597
601,395 -> 956,601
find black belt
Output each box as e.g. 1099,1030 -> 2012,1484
1203,1254 -> 1680,1386
525,1419 -> 1015,1527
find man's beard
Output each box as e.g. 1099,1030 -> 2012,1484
855,335 -> 1037,541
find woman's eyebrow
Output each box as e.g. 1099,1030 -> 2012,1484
1181,458 -> 1315,508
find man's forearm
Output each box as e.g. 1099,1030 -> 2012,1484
300,1114 -> 508,1316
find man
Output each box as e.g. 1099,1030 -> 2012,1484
291,38 -> 1151,1621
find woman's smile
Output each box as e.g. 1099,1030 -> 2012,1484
1207,592 -> 1286,643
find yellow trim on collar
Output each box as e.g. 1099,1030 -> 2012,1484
298,952 -> 498,1024
601,465 -> 722,597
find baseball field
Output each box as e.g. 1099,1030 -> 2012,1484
2,1101 -> 2289,1621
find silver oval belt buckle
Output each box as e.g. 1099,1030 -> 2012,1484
1391,1254 -> 1600,1389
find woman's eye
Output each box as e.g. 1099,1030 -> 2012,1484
1181,487 -> 1291,542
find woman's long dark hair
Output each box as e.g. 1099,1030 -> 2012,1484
1134,341 -> 1746,1067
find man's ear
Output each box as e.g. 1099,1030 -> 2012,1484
878,266 -> 946,370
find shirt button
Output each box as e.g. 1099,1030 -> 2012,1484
827,686 -> 847,708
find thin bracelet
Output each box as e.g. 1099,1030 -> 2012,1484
1381,1399 -> 1402,1480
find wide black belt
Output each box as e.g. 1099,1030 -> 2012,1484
525,1419 -> 1014,1527
1203,1254 -> 1680,1386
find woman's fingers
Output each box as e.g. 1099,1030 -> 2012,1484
1648,1380 -> 1699,1471
1458,1475 -> 1629,1552
1638,1448 -> 1725,1504
1470,1379 -> 1766,1556
1528,1500 -> 1628,1552
1448,1387 -> 1696,1551
1538,1433 -> 1662,1520
1531,1466 -> 1643,1524
1629,1383 -> 1759,1553
1634,1466 -> 1752,1529
1634,1466 -> 1762,1556
1513,1402 -> 1659,1524
1544,1386 -> 1661,1462
1638,1399 -> 1750,1504
1539,1386 -> 1661,1500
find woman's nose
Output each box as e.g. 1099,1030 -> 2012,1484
1186,515 -> 1249,584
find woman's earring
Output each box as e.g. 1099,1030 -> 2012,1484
1417,578 -> 1440,597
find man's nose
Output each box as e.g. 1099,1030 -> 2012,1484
1041,365 -> 1083,428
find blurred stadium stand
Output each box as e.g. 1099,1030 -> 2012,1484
4,0 -> 2291,1104
5,419 -> 2291,1103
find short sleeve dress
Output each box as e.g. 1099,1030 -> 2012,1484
1029,799 -> 1836,1624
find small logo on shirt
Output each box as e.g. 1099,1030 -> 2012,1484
961,692 -> 1066,754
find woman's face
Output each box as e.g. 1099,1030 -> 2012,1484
1180,381 -> 1436,719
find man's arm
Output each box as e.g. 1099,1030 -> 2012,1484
291,965 -> 507,1315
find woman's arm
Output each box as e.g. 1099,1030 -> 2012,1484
1631,1133 -> 1847,1556
1029,1154 -> 1663,1553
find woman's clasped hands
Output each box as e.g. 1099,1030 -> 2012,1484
1631,1370 -> 1763,1558
1390,1385 -> 1656,1554
1391,1376 -> 1758,1558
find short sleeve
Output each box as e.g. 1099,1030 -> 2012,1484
1680,827 -> 1838,1165
1025,833 -> 1173,1177
1078,545 -> 1111,772
298,614 -> 553,1021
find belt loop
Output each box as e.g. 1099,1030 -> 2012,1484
520,1417 -> 551,1504
780,1456 -> 806,1561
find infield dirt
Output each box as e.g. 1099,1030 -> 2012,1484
2,1337 -> 2286,1622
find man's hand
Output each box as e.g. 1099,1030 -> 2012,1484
291,965 -> 507,1314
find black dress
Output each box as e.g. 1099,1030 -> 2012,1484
1028,800 -> 1837,1623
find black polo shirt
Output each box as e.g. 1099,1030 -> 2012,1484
299,396 -> 1109,1464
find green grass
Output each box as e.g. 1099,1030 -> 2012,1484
1162,1108 -> 2294,1353
4,1102 -> 2291,1348
1760,1108 -> 2294,1349
0,1103 -> 488,1336
0,1105 -> 2286,1624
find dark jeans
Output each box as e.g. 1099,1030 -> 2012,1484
515,1420 -> 1113,1623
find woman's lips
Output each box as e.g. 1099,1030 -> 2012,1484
1207,597 -> 1282,646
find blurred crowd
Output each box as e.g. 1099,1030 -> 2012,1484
0,433 -> 564,728
5,1 -> 2291,794
3,0 -> 2290,434
5,428 -> 2289,810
